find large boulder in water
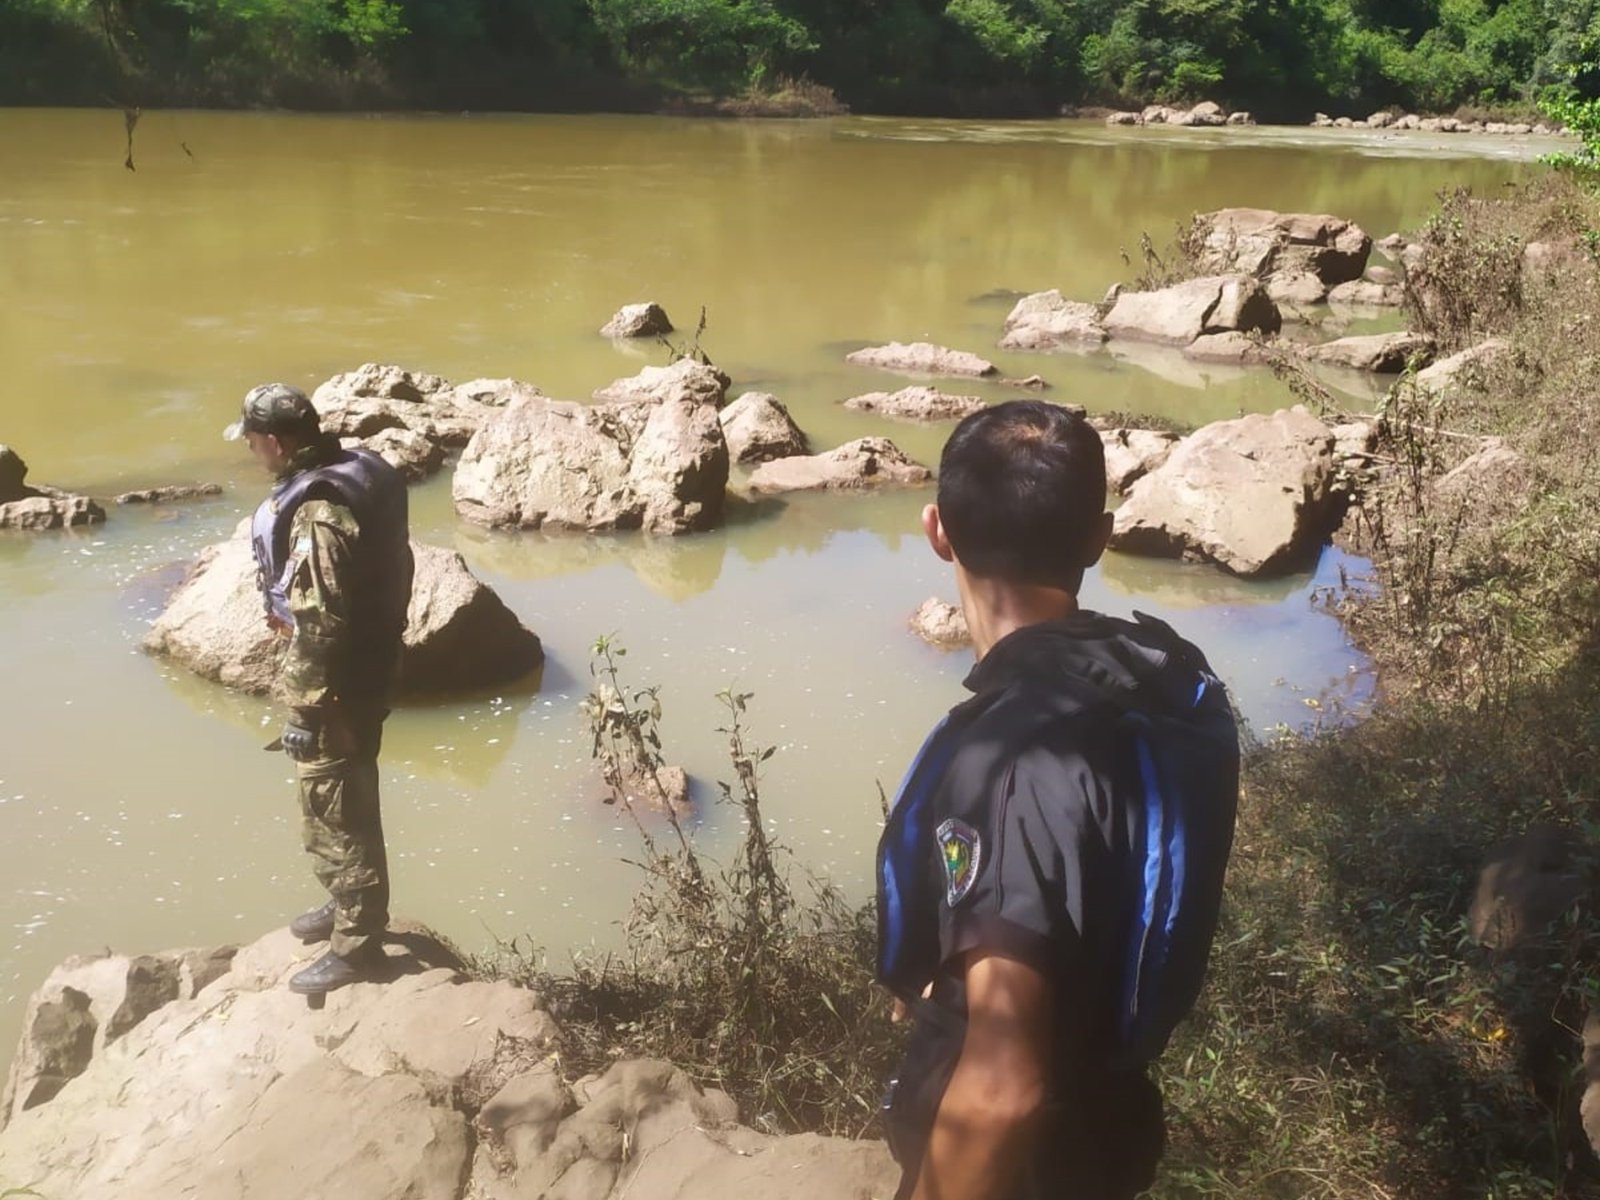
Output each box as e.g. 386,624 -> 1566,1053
600,301 -> 673,339
454,395 -> 728,535
1192,208 -> 1373,287
746,438 -> 932,494
142,526 -> 543,696
1110,406 -> 1341,577
1099,428 -> 1180,495
312,364 -> 532,451
0,926 -> 900,1200
719,392 -> 809,464
1103,275 -> 1281,345
592,358 -> 730,409
998,291 -> 1108,350
1304,331 -> 1435,373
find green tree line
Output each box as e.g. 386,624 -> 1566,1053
3,0 -> 1598,118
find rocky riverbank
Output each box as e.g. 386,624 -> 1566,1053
0,925 -> 895,1199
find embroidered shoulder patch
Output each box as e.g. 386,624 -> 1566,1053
936,818 -> 982,906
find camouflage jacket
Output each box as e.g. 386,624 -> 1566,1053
270,441 -> 410,720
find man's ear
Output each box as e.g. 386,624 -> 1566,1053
1078,510 -> 1114,569
922,503 -> 955,563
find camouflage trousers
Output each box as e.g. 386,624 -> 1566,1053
295,710 -> 390,958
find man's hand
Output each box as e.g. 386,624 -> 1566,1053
281,715 -> 321,763
909,952 -> 1051,1200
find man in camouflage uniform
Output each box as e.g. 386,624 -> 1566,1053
226,383 -> 413,995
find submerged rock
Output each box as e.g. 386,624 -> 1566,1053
600,301 -> 673,339
143,527 -> 543,696
843,386 -> 987,421
746,438 -> 932,493
1327,279 -> 1405,308
845,341 -> 998,378
909,597 -> 971,649
454,395 -> 728,535
1110,406 -> 1341,576
115,483 -> 224,506
719,392 -> 809,464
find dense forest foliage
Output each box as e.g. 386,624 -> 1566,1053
3,0 -> 1599,117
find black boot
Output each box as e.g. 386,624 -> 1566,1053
288,945 -> 381,995
289,899 -> 337,943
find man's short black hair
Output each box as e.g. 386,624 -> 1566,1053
937,400 -> 1107,591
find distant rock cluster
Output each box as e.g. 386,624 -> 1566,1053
1312,111 -> 1564,136
1106,101 -> 1255,127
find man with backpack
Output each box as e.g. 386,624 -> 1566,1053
876,400 -> 1240,1200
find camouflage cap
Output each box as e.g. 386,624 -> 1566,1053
223,383 -> 321,442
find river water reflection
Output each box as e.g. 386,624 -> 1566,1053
0,110 -> 1552,1061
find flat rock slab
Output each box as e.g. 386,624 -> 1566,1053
600,302 -> 673,339
843,386 -> 986,421
1415,338 -> 1509,396
1111,405 -> 1340,577
999,290 -> 1108,349
746,438 -> 932,493
1304,331 -> 1435,373
1103,275 -> 1281,345
115,483 -> 224,505
0,926 -> 542,1200
1327,279 -> 1405,308
846,341 -> 997,378
143,529 -> 544,696
719,392 -> 809,464
454,395 -> 728,534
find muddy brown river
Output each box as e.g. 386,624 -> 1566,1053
0,109 -> 1554,1063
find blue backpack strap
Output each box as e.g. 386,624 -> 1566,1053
877,713 -> 973,999
1113,684 -> 1239,1065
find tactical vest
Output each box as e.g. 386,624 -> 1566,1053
250,446 -> 412,650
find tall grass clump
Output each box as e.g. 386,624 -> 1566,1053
476,636 -> 897,1137
1154,171 -> 1600,1198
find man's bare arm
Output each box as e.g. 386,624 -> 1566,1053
910,951 -> 1052,1200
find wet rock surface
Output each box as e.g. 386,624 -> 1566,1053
115,483 -> 225,505
0,444 -> 107,531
